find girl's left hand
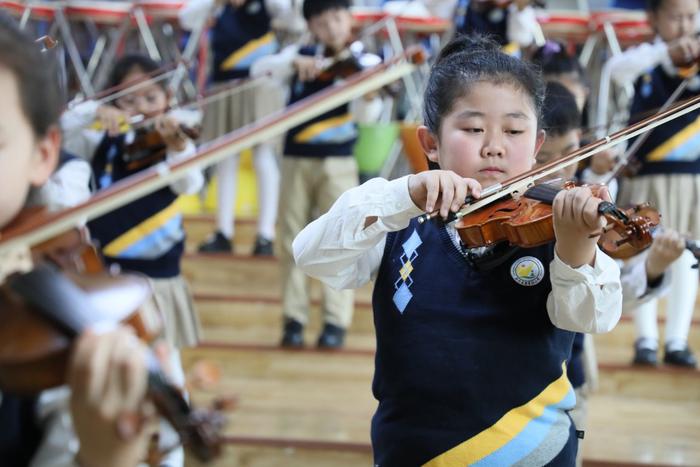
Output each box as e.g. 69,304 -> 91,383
155,115 -> 188,152
553,186 -> 609,268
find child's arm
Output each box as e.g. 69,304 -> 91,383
547,187 -> 623,333
294,171 -> 481,289
603,36 -> 700,88
506,1 -> 540,48
28,159 -> 92,211
60,100 -> 112,162
250,44 -> 300,84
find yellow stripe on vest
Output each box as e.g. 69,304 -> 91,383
423,362 -> 571,467
220,32 -> 275,71
647,116 -> 700,162
103,201 -> 181,257
293,113 -> 353,143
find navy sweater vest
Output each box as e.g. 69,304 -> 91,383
629,66 -> 700,175
371,219 -> 577,466
87,134 -> 184,278
0,394 -> 42,467
211,0 -> 275,82
283,46 -> 357,158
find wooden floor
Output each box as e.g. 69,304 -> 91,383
181,216 -> 700,467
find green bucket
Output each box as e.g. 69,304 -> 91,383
354,123 -> 400,174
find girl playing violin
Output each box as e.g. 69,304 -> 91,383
0,15 -> 155,467
293,35 -> 623,466
61,54 -> 204,351
601,0 -> 700,367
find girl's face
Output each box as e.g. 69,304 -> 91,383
115,67 -> 169,118
649,0 -> 699,42
0,67 -> 58,229
420,81 -> 545,187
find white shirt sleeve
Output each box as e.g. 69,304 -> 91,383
250,43 -> 300,83
60,100 -> 104,162
293,175 -> 424,289
29,159 -> 93,211
604,40 -> 670,88
178,0 -> 215,30
506,4 -> 539,48
619,252 -> 671,313
547,248 -> 623,334
264,0 -> 292,18
165,139 -> 205,195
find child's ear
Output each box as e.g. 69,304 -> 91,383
417,125 -> 440,163
29,125 -> 60,187
534,129 -> 547,159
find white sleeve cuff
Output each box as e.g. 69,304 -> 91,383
548,246 -> 623,333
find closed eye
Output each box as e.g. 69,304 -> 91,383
462,128 -> 483,133
506,130 -> 524,135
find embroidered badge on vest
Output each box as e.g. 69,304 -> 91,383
510,256 -> 545,286
393,229 -> 422,313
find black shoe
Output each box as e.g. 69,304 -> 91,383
198,231 -> 232,253
632,340 -> 658,366
281,319 -> 304,348
252,235 -> 274,256
663,345 -> 698,368
317,323 -> 346,349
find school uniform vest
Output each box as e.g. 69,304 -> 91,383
87,134 -> 184,278
211,0 -> 277,82
371,219 -> 577,466
283,46 -> 358,158
0,394 -> 43,467
629,66 -> 700,175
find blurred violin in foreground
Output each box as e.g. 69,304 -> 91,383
0,209 -> 224,463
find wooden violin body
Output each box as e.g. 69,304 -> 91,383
454,182 -> 660,259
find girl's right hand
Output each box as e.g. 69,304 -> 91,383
69,327 -> 155,467
293,56 -> 321,82
668,36 -> 700,67
96,105 -> 130,137
408,170 -> 482,219
646,230 -> 686,281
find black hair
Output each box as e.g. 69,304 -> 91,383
423,34 -> 545,136
106,53 -> 163,90
531,40 -> 587,84
647,0 -> 663,12
0,14 -> 61,138
302,0 -> 351,21
542,81 -> 581,137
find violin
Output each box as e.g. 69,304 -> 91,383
599,203 -> 700,265
125,122 -> 201,171
451,181 -> 659,259
316,41 -> 382,82
103,108 -> 202,171
0,214 -> 224,462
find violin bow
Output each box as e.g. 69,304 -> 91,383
0,46 -> 424,254
603,74 -> 692,184
419,87 -> 700,224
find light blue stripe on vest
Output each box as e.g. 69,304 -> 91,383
473,387 -> 576,467
306,121 -> 358,144
116,213 -> 184,260
660,130 -> 700,162
230,40 -> 278,70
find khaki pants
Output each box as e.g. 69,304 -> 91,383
279,156 -> 357,328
